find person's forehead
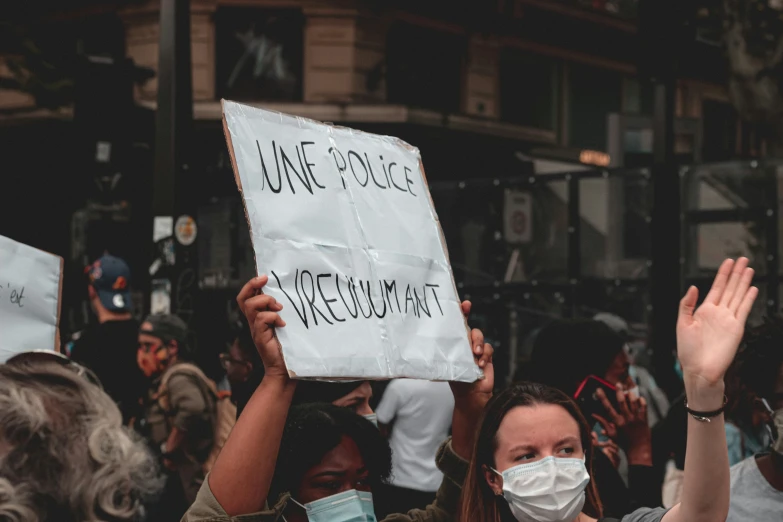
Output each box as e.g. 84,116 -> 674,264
305,436 -> 365,475
496,404 -> 580,450
138,331 -> 161,343
229,341 -> 245,359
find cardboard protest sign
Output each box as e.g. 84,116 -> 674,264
0,234 -> 63,363
223,100 -> 481,382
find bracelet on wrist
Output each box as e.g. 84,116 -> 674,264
684,395 -> 728,423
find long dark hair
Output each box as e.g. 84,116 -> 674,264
458,382 -> 603,522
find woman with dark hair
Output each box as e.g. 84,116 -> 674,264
183,274 -> 494,522
458,257 -> 757,522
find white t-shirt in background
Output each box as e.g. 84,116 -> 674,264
726,454 -> 783,522
375,379 -> 454,493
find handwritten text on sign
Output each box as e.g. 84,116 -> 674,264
223,101 -> 480,381
0,235 -> 62,363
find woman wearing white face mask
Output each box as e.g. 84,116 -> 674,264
459,257 -> 758,522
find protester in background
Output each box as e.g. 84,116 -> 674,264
221,318 -> 264,418
0,360 -> 162,522
70,254 -> 146,424
374,379 -> 455,517
137,314 -> 223,513
521,318 -> 658,517
594,313 -> 670,428
459,257 -> 757,522
182,274 -> 493,521
725,316 -> 783,521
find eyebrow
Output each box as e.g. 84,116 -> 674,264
311,471 -> 346,479
555,436 -> 580,447
311,466 -> 367,479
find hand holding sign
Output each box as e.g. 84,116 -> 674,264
238,275 -> 491,385
224,101 -> 480,381
237,275 -> 287,379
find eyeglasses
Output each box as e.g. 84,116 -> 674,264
219,352 -> 247,370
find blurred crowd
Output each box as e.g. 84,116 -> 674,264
1,254 -> 782,522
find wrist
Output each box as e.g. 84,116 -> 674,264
261,373 -> 296,394
683,375 -> 725,411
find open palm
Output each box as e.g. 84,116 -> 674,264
676,258 -> 757,386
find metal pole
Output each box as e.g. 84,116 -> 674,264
650,78 -> 681,398
151,0 -> 198,340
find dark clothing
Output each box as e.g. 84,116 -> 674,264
70,319 -> 146,423
374,484 -> 437,520
593,451 -> 660,519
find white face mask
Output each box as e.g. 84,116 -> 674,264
494,456 -> 590,522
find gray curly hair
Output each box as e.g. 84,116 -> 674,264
0,361 -> 163,521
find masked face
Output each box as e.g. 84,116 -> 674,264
494,457 -> 589,522
137,334 -> 170,378
485,404 -> 590,522
291,490 -> 376,522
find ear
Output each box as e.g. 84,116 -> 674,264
483,464 -> 503,496
88,286 -> 97,300
167,340 -> 179,358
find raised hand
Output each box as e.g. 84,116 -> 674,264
236,275 -> 288,379
450,300 -> 495,459
594,384 -> 652,465
676,258 -> 757,388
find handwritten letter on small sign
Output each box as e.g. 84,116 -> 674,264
0,235 -> 63,363
223,100 -> 480,382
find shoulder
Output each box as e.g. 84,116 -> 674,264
730,455 -> 761,485
620,507 -> 669,522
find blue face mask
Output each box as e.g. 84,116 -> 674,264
363,413 -> 378,428
292,489 -> 376,522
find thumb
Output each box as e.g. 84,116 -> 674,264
679,286 -> 698,320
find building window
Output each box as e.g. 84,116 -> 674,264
500,49 -> 559,131
568,63 -> 622,150
386,23 -> 464,113
215,8 -> 304,102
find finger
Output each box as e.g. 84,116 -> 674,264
736,286 -> 759,325
255,311 -> 286,328
678,286 -> 698,322
596,388 -> 622,423
728,267 -> 754,314
616,386 -> 633,420
245,294 -> 283,313
720,257 -> 749,307
592,414 -> 612,432
703,259 -> 734,305
237,275 -> 269,307
478,342 -> 494,368
470,328 -> 485,355
461,300 -> 472,318
637,396 -> 648,420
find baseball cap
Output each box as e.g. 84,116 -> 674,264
86,255 -> 132,312
141,314 -> 189,347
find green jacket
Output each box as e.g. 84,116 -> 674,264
182,438 -> 468,522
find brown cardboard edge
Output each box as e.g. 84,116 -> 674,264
55,256 -> 64,352
417,158 -> 481,382
220,100 -> 295,378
